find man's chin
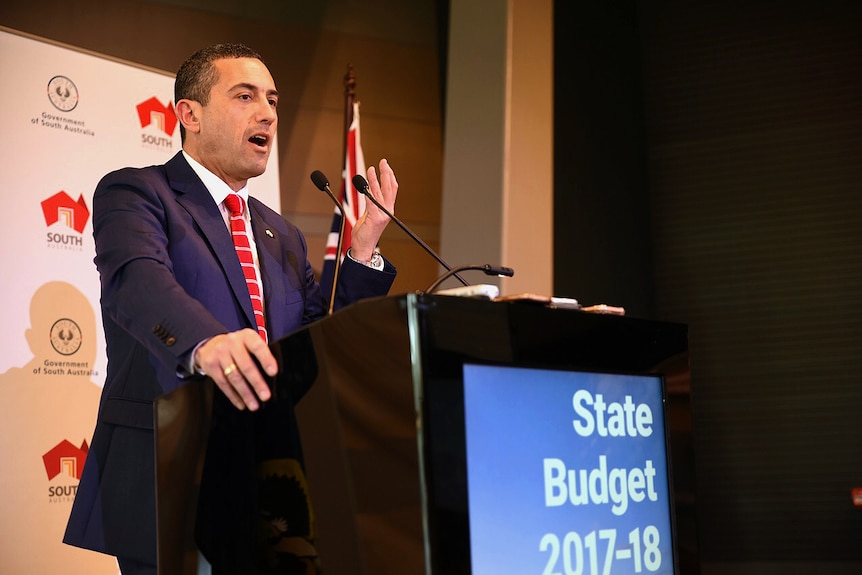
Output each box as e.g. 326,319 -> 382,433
243,161 -> 269,180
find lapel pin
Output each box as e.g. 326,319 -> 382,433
265,229 -> 274,238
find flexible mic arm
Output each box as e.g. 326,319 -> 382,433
310,170 -> 346,315
351,174 -> 470,287
424,264 -> 515,294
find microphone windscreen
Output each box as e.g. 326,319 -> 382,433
351,174 -> 370,193
489,266 -> 515,277
310,170 -> 330,191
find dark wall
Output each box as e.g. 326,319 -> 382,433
553,1 -> 654,319
556,1 -> 862,572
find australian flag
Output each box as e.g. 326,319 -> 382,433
320,101 -> 367,302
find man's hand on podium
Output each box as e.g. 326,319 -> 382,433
194,329 -> 279,411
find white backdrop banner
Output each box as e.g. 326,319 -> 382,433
0,27 -> 280,574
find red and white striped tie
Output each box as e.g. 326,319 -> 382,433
223,193 -> 267,342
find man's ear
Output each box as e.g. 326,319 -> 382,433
176,99 -> 202,135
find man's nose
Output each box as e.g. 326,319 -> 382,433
258,99 -> 277,123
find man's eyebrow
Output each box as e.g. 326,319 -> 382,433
229,82 -> 279,98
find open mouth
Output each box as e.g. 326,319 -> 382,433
249,135 -> 268,148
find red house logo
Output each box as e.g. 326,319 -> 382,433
136,96 -> 178,136
41,191 -> 90,233
43,439 -> 89,480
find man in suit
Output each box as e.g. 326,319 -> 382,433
63,43 -> 398,574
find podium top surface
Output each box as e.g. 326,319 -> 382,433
316,293 -> 687,376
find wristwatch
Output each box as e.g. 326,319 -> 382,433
348,248 -> 384,270
366,249 -> 383,269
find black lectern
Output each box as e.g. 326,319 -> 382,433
155,294 -> 691,575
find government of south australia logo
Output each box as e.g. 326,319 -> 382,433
41,190 -> 90,251
47,75 -> 79,112
50,318 -> 83,356
137,96 -> 178,150
44,439 -> 88,480
44,439 -> 89,502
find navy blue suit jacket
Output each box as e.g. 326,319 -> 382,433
64,152 -> 394,564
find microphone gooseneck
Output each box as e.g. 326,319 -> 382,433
424,264 -> 515,294
350,174 -> 471,287
310,170 -> 346,315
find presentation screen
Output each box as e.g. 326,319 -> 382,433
421,363 -> 677,575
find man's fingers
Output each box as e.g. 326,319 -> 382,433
197,329 -> 277,411
231,354 -> 272,407
374,159 -> 397,209
367,164 -> 379,188
214,370 -> 246,410
364,161 -> 396,219
245,331 -> 279,377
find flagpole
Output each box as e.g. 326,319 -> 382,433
325,66 -> 356,314
342,65 -> 357,252
321,66 -> 359,309
343,65 -> 356,150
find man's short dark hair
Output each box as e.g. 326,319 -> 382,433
175,43 -> 264,141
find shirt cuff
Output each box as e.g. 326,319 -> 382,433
346,247 -> 384,271
185,338 -> 211,376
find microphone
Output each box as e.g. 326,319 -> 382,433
424,264 -> 515,294
310,170 -> 345,315
351,174 -> 470,287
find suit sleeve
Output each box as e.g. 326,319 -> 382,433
332,256 -> 397,312
92,169 -> 229,373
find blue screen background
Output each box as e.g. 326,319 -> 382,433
463,364 -> 676,575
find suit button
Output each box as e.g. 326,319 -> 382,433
165,336 -> 176,346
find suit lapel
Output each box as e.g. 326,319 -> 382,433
165,153 -> 257,330
248,199 -> 286,336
